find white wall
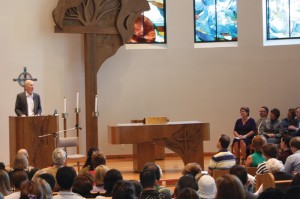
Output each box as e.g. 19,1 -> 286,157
0,0 -> 299,165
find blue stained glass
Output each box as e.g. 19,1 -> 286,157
194,0 -> 237,42
267,0 -> 300,40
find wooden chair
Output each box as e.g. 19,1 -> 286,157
256,173 -> 292,192
246,167 -> 257,176
58,136 -> 86,172
212,169 -> 230,180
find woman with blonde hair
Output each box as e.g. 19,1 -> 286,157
0,170 -> 11,196
215,174 -> 246,199
91,165 -> 109,193
245,135 -> 267,167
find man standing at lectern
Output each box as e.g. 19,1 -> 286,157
15,80 -> 42,116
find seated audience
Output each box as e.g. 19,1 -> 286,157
100,169 -> 123,197
91,165 -> 109,193
5,170 -> 28,199
0,162 -> 5,171
287,107 -> 300,136
38,173 -> 56,191
261,108 -> 283,144
233,107 -> 256,164
8,154 -> 30,178
266,158 -> 292,181
281,108 -> 297,135
72,174 -> 95,198
80,146 -> 99,175
177,187 -> 199,199
0,170 -> 11,196
284,136 -> 300,174
34,178 -> 53,199
19,181 -> 42,199
32,147 -> 67,190
111,180 -> 135,199
139,169 -> 172,199
284,185 -> 300,199
195,174 -> 217,199
89,152 -> 106,176
182,163 -> 202,177
229,165 -> 256,199
173,174 -> 198,199
16,149 -> 34,172
208,134 -> 235,175
257,188 -> 284,199
215,174 -> 246,199
143,162 -> 171,195
245,135 -> 266,167
278,135 -> 293,164
130,180 -> 142,199
257,106 -> 269,135
256,144 -> 278,175
53,166 -> 84,199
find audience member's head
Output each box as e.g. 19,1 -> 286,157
94,165 -> 110,186
92,151 -> 106,168
281,135 -> 293,150
240,106 -> 250,116
17,149 -> 29,160
38,173 -> 56,191
56,166 -> 77,191
0,162 -> 6,171
0,170 -> 11,196
215,174 -> 246,199
266,158 -> 284,174
28,168 -> 39,181
257,187 -> 284,199
10,170 -> 28,190
182,163 -> 202,177
20,181 -> 42,199
284,185 -> 300,199
143,162 -> 162,181
139,169 -> 157,189
287,108 -> 296,120
252,135 -> 267,152
72,174 -> 94,198
52,148 -> 67,166
174,174 -> 198,198
130,180 -> 142,199
229,165 -> 248,186
270,108 -> 280,120
103,169 -> 123,196
177,187 -> 199,199
290,137 -> 300,152
12,154 -> 29,170
262,143 -> 278,159
218,134 -> 231,149
158,191 -> 172,199
83,146 -> 99,169
34,178 -> 53,199
112,180 -> 135,199
260,106 -> 269,118
291,173 -> 300,186
195,174 -> 217,199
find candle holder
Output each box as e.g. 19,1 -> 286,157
75,108 -> 81,113
62,113 -> 68,119
92,112 -> 99,117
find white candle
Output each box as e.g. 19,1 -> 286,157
95,95 -> 98,113
76,91 -> 79,109
64,97 -> 67,113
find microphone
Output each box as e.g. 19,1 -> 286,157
75,124 -> 82,130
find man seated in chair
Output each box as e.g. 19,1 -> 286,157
208,134 -> 236,175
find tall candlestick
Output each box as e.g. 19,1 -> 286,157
76,91 -> 79,109
64,97 -> 67,113
95,95 -> 98,113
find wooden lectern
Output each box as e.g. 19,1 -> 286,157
9,116 -> 59,169
109,121 -> 210,172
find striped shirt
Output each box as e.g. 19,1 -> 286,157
208,149 -> 236,170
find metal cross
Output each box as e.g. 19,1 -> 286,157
13,67 -> 37,88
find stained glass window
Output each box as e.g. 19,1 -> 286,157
267,0 -> 300,39
194,0 -> 237,43
128,0 -> 166,44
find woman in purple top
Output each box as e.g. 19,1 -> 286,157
232,107 -> 257,164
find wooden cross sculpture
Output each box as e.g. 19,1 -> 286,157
52,0 -> 149,151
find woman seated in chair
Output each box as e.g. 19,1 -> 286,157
232,107 -> 257,164
245,135 -> 266,167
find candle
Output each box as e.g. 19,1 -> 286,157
64,97 -> 67,113
76,91 -> 79,109
95,95 -> 98,113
